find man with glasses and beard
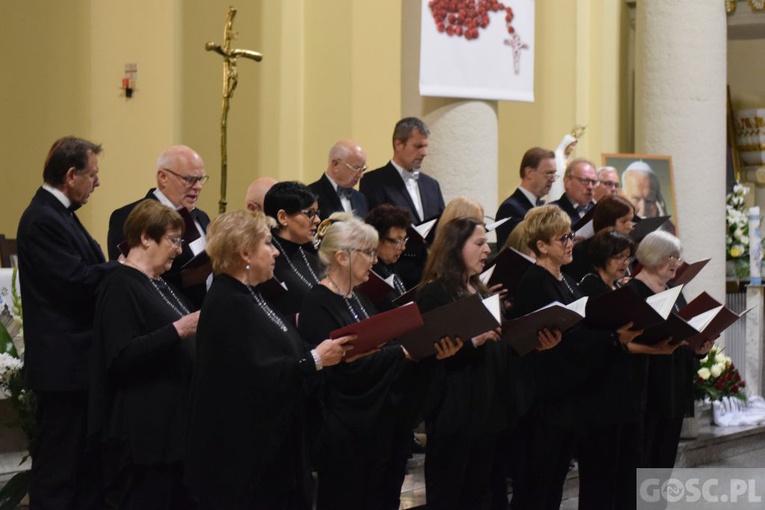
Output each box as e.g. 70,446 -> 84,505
552,158 -> 598,224
107,145 -> 211,308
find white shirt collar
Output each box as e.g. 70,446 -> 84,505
42,184 -> 72,209
153,189 -> 182,210
518,185 -> 539,206
325,173 -> 340,191
390,160 -> 415,182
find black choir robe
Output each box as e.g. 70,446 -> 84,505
185,274 -> 318,510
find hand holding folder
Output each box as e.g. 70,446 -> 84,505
398,294 -> 501,361
502,297 -> 588,356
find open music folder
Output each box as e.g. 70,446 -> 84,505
584,285 -> 684,331
479,247 -> 535,294
356,270 -> 396,306
397,294 -> 501,361
676,291 -> 754,349
502,297 -> 588,356
330,302 -> 424,357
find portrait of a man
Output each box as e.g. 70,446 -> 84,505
602,154 -> 677,234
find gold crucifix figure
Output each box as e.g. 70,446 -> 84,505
206,6 -> 263,213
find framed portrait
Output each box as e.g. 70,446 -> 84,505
601,153 -> 678,235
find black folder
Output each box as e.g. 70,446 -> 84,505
502,298 -> 587,356
398,294 -> 500,361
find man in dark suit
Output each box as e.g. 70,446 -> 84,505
17,136 -> 118,509
551,157 -> 597,224
494,147 -> 557,248
107,145 -> 211,308
360,117 -> 445,288
308,139 -> 369,219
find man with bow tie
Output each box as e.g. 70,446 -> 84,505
361,117 -> 445,288
107,145 -> 211,308
551,157 -> 598,224
308,139 -> 369,219
17,136 -> 119,509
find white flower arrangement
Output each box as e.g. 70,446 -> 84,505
726,182 -> 750,261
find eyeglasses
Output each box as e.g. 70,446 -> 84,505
555,232 -> 576,245
598,180 -> 621,189
163,168 -> 209,186
342,161 -> 368,174
384,236 -> 409,248
539,170 -> 559,180
165,235 -> 185,248
352,248 -> 378,259
667,255 -> 683,267
570,176 -> 597,186
300,208 -> 321,219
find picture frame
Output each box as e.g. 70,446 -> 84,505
601,153 -> 678,235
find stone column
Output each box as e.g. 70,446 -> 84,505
400,1 -> 499,225
634,0 -> 727,303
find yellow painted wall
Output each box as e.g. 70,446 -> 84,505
1,0 -> 626,250
0,0 -> 91,239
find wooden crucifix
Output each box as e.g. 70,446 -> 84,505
206,6 -> 263,213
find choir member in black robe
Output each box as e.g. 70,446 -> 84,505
417,217 -> 559,510
564,194 -> 636,283
509,206 -> 641,510
263,181 -> 323,316
89,200 -> 199,509
185,210 -> 353,510
365,204 -> 412,310
626,231 -> 712,473
298,212 -> 461,510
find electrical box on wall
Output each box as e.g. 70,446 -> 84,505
122,63 -> 137,98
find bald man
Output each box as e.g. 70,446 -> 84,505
107,145 -> 211,307
245,176 -> 277,212
308,139 -> 369,219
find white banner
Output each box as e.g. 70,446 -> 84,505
419,0 -> 535,102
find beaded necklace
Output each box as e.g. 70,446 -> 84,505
327,275 -> 370,323
243,282 -> 289,332
559,274 -> 576,296
127,263 -> 190,318
272,236 -> 320,288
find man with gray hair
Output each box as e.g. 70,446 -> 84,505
308,139 -> 369,218
361,117 -> 445,288
107,145 -> 211,307
593,166 -> 621,202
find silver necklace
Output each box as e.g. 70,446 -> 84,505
327,275 -> 369,323
559,274 -> 576,296
272,236 -> 320,288
146,274 -> 191,318
243,282 -> 289,332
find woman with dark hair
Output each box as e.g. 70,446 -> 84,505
579,228 -> 635,295
89,199 -> 199,509
565,194 -> 636,283
185,210 -> 352,509
298,212 -> 461,510
263,181 -> 323,316
365,204 -> 412,310
417,217 -> 558,510
510,205 -> 640,510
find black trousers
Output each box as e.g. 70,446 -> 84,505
643,413 -> 683,469
509,408 -> 574,510
425,429 -> 497,510
30,390 -> 103,510
316,417 -> 397,510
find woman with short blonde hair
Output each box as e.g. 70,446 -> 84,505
186,209 -> 352,509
